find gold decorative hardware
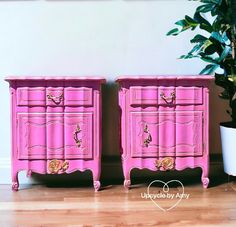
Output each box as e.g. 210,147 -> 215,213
61,161 -> 69,171
160,91 -> 176,104
47,92 -> 64,104
143,124 -> 152,147
74,124 -> 82,148
155,157 -> 174,171
48,160 -> 69,174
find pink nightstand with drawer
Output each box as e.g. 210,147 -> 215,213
5,76 -> 105,191
116,76 -> 213,189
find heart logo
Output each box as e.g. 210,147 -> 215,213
147,180 -> 184,212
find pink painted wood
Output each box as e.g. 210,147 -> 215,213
5,76 -> 105,191
116,76 -> 213,189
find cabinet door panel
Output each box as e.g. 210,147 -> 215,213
175,112 -> 203,156
17,114 -> 65,159
130,112 -> 159,157
46,114 -> 64,159
130,111 -> 203,157
64,113 -> 93,159
17,114 -> 47,159
159,112 -> 176,156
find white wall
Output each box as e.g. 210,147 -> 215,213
0,0 -> 228,184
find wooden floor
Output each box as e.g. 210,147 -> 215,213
0,167 -> 236,226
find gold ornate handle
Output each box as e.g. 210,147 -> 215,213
47,92 -> 64,104
48,160 -> 69,174
143,124 -> 152,147
74,124 -> 82,148
160,91 -> 176,104
155,157 -> 175,171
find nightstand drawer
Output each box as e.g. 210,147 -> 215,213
129,86 -> 203,106
17,87 -> 46,106
64,87 -> 93,106
159,87 -> 203,105
17,87 -> 93,106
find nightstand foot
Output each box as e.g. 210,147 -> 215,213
93,181 -> 101,192
12,171 -> 19,191
27,170 -> 32,178
12,182 -> 19,191
124,180 -> 131,190
202,177 -> 209,188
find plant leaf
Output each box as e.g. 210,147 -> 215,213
199,64 -> 220,74
196,3 -> 215,13
185,15 -> 198,26
200,0 -> 221,4
218,46 -> 231,62
194,12 -> 213,33
188,43 -> 204,55
166,28 -> 179,36
179,54 -> 199,59
190,34 -> 208,43
204,44 -> 218,55
211,31 -> 228,44
175,19 -> 188,27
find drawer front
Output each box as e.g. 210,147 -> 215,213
130,111 -> 203,157
159,87 -> 203,105
17,87 -> 93,106
64,87 -> 93,106
17,87 -> 46,106
129,86 -> 203,106
17,113 -> 93,160
130,86 -> 159,105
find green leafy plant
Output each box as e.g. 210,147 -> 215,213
167,0 -> 236,125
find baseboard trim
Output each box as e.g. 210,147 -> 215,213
0,158 -> 11,184
0,157 -> 10,168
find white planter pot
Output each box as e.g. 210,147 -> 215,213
220,123 -> 236,176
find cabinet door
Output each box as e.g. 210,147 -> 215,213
130,111 -> 203,157
17,114 -> 65,159
17,113 -> 93,160
64,113 -> 93,159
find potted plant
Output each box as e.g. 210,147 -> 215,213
167,0 -> 236,176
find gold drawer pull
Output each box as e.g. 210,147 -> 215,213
160,91 -> 176,104
155,157 -> 174,171
48,160 -> 69,174
47,93 -> 64,104
74,124 -> 82,148
143,124 -> 152,147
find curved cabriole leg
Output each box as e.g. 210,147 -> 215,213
93,181 -> 101,192
27,170 -> 32,178
12,171 -> 19,191
124,179 -> 131,190
123,167 -> 131,190
92,170 -> 101,192
201,167 -> 209,188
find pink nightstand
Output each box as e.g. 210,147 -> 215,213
5,76 -> 105,191
116,76 -> 213,189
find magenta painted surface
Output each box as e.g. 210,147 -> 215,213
130,111 -> 202,157
6,76 -> 105,191
117,75 -> 213,189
